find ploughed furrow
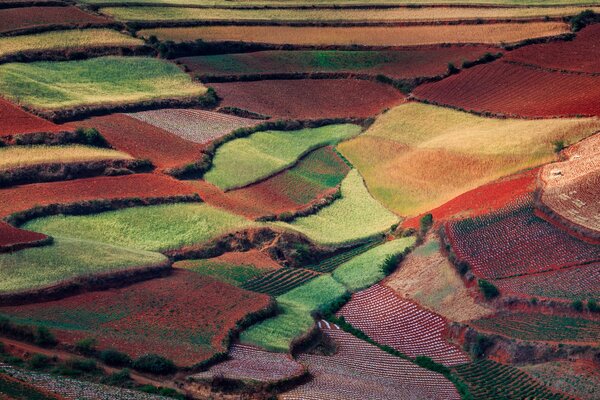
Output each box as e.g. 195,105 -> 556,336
241,267 -> 319,296
338,284 -> 470,366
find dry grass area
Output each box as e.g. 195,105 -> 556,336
0,29 -> 143,58
139,22 -> 569,46
337,102 -> 600,216
0,145 -> 132,170
384,235 -> 492,322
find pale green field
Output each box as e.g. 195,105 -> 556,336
0,237 -> 167,293
23,203 -> 258,252
0,57 -> 206,111
0,145 -> 132,170
0,29 -> 143,59
333,237 -> 414,292
204,124 -> 361,191
338,102 -> 600,216
276,169 -> 399,246
103,5 -> 599,22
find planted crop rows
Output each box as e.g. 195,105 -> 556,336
242,268 -> 319,297
305,239 -> 382,273
282,326 -> 460,400
338,284 -> 469,366
446,197 -> 600,279
0,6 -> 109,34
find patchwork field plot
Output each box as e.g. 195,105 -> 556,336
0,29 -> 143,60
455,359 -> 575,400
192,344 -> 304,383
210,79 -> 404,120
0,99 -> 62,137
338,102 -> 600,216
241,267 -> 319,296
0,236 -> 167,294
0,57 -> 206,113
0,371 -> 60,400
204,123 -> 361,190
102,5 -> 597,23
0,145 -> 132,171
332,237 -> 414,292
520,361 -> 600,400
77,114 -> 205,169
493,262 -> 600,301
140,22 -> 570,46
282,326 -> 460,400
127,109 -> 258,145
0,222 -> 48,252
0,6 -> 110,34
385,237 -> 492,322
0,270 -> 271,367
446,197 -> 600,279
338,284 -> 470,366
276,170 -> 399,246
23,203 -> 257,252
305,239 -> 382,273
470,312 -> 600,344
413,61 -> 600,117
539,134 -> 600,235
180,47 -> 498,80
241,275 -> 346,351
505,24 -> 600,74
79,0 -> 600,5
201,146 -> 350,218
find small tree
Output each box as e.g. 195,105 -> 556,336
132,354 -> 176,375
75,338 -> 97,356
553,139 -> 566,154
99,349 -> 132,368
447,63 -> 459,75
35,327 -> 57,347
587,299 -> 599,312
478,279 -> 499,300
572,299 -> 584,312
419,213 -> 433,235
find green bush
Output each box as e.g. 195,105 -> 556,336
572,299 -> 584,312
133,354 -> 176,375
102,369 -> 132,386
588,299 -> 600,313
478,280 -> 499,300
139,385 -> 185,399
66,358 -> 99,373
27,354 -> 51,370
570,10 -> 600,32
75,337 -> 97,356
75,127 -> 109,148
99,349 -> 132,367
198,87 -> 218,108
419,213 -> 433,235
447,63 -> 459,75
34,327 -> 57,347
414,355 -> 450,375
552,139 -> 566,153
471,334 -> 494,358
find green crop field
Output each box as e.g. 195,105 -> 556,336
333,237 -> 414,292
0,145 -> 132,170
338,102 -> 600,216
240,274 -> 347,351
276,169 -> 399,246
102,5 -> 599,23
0,57 -> 206,111
0,237 -> 167,293
204,124 -> 361,191
174,259 -> 266,286
0,29 -> 143,59
23,203 -> 258,252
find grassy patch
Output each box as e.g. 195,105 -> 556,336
23,203 -> 257,252
0,237 -> 166,293
204,124 -> 361,190
0,29 -> 142,59
333,237 -> 414,292
0,56 -> 206,111
338,102 -> 600,216
174,259 -> 265,286
276,169 -> 399,246
0,145 -> 131,170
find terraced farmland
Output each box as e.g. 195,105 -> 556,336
520,361 -> 600,400
0,6 -> 110,34
0,99 -> 62,137
0,145 -> 132,170
241,268 -> 319,296
338,284 -> 470,366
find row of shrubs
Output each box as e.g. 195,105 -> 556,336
0,128 -> 108,148
571,299 -> 600,313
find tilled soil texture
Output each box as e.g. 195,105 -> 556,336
210,79 -> 405,120
0,6 -> 111,34
0,98 -> 63,137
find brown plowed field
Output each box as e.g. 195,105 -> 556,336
0,6 -> 110,34
210,79 -> 405,119
77,114 -> 205,169
0,222 -> 47,250
0,98 -> 63,137
413,61 -> 600,117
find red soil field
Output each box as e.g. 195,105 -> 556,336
77,114 -> 205,169
0,6 -> 110,34
0,173 -> 199,218
338,284 -> 469,366
505,24 -> 600,74
0,98 -> 63,137
210,79 -> 405,120
403,168 -> 538,229
0,270 -> 271,367
413,61 -> 600,117
0,222 -> 47,250
206,250 -> 281,271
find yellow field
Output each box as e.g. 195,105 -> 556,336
104,6 -> 598,22
0,145 -> 132,169
139,22 -> 569,46
337,102 -> 600,216
0,29 -> 143,59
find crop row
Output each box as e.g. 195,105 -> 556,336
282,326 -> 460,400
305,239 -> 382,273
338,284 -> 470,366
454,359 -> 575,400
446,196 -> 600,279
241,267 -> 319,297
